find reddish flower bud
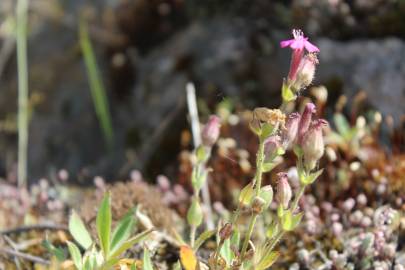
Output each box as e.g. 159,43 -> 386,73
291,53 -> 318,92
264,135 -> 281,162
201,115 -> 221,147
276,172 -> 292,209
298,103 -> 316,144
282,112 -> 301,149
302,119 -> 328,171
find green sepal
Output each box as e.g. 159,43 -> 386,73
281,81 -> 296,102
300,169 -> 323,186
281,210 -> 303,231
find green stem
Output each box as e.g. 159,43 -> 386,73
190,225 -> 196,248
16,0 -> 29,187
240,214 -> 257,259
239,138 -> 265,260
253,139 -> 265,195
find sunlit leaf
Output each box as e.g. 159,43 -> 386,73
67,241 -> 82,270
69,210 -> 93,250
143,248 -> 153,270
194,229 -> 215,251
180,245 -> 197,270
256,251 -> 280,270
110,208 -> 137,258
109,229 -> 153,259
97,192 -> 112,258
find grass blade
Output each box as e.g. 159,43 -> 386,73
16,0 -> 29,187
79,19 -> 114,150
96,192 -> 112,258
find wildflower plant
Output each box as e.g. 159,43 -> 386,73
49,193 -> 152,269
201,29 -> 328,269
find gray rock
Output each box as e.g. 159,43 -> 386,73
316,38 -> 405,119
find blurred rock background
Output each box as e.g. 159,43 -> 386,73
0,0 -> 404,182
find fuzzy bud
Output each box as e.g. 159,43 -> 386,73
276,172 -> 292,209
264,135 -> 281,162
291,53 -> 318,92
282,112 -> 301,149
298,103 -> 316,144
302,119 -> 328,171
201,115 -> 221,147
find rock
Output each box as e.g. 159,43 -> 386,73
316,38 -> 405,120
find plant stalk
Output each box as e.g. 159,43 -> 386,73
16,0 -> 29,187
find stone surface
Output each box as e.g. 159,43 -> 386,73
316,38 -> 405,119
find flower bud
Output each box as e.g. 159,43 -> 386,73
276,172 -> 292,209
219,223 -> 233,241
187,198 -> 203,227
201,115 -> 221,147
264,135 -> 281,162
252,196 -> 266,214
259,185 -> 274,209
291,53 -> 318,92
302,119 -> 328,171
298,103 -> 316,144
281,112 -> 301,149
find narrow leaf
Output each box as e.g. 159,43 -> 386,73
110,209 -> 137,257
143,248 -> 154,270
256,251 -> 280,270
67,241 -> 82,270
109,229 -> 153,259
69,210 -> 93,249
194,229 -> 215,251
96,192 -> 112,258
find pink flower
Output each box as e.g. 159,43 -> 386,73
281,29 -> 319,82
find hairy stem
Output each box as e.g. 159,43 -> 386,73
240,214 -> 258,259
240,138 -> 265,259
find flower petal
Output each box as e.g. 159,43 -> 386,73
304,41 -> 320,53
280,39 -> 295,48
290,39 -> 305,50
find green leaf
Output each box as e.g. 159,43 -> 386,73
173,261 -> 182,270
67,241 -> 82,270
42,239 -> 66,261
256,251 -> 280,270
260,123 -> 275,140
220,239 -> 234,266
101,258 -> 120,270
108,229 -> 153,259
194,229 -> 215,251
239,183 -> 254,207
109,208 -> 137,258
97,192 -> 112,258
301,169 -> 323,185
143,248 -> 154,270
196,145 -> 208,163
281,81 -> 296,102
230,229 -> 240,250
191,168 -> 207,191
266,222 -> 279,239
281,211 -> 303,231
69,210 -> 93,250
79,19 -> 114,150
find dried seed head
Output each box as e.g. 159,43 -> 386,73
253,108 -> 286,127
